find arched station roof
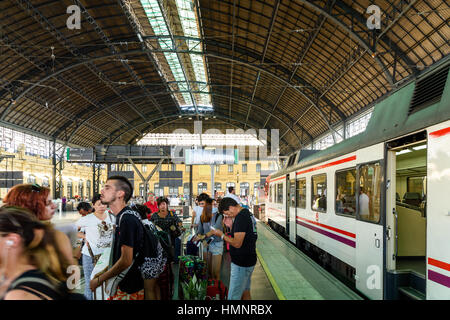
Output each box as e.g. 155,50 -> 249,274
0,0 -> 448,155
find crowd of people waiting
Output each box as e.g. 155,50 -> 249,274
0,179 -> 258,301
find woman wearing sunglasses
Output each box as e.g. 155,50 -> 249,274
75,194 -> 114,300
3,184 -> 75,267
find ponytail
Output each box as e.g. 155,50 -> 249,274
25,224 -> 69,284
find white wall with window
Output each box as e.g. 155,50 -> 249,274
0,125 -> 61,159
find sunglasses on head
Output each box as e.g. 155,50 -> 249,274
31,184 -> 42,192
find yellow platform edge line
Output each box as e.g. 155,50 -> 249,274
255,248 -> 286,300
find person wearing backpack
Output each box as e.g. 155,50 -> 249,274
89,176 -> 144,300
0,207 -> 85,300
131,204 -> 166,300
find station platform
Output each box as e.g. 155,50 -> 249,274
53,211 -> 361,300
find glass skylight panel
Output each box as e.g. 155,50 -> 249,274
175,0 -> 212,108
140,0 -> 192,105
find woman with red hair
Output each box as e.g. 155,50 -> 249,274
2,184 -> 75,266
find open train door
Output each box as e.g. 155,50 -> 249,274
426,122 -> 450,299
355,145 -> 385,300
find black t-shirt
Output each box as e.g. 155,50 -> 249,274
112,206 -> 143,265
111,206 -> 145,293
230,208 -> 258,267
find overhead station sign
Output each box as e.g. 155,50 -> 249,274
159,171 -> 183,187
66,148 -> 94,162
185,149 -> 238,165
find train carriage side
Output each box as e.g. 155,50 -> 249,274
265,62 -> 450,300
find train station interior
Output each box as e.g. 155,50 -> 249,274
0,0 -> 449,303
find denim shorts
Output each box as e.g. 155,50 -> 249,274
228,262 -> 255,300
203,240 -> 223,256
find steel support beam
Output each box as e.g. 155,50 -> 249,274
228,0 -> 237,120
296,0 -> 393,85
262,0 -> 337,141
75,0 -> 166,121
92,164 -> 102,196
4,0 -> 144,137
91,86 -> 310,148
244,0 -> 280,129
52,139 -> 64,200
106,112 -> 297,155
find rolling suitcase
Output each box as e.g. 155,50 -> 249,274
206,279 -> 228,300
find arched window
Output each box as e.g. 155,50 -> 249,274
183,182 -> 190,196
42,176 -> 50,187
169,186 -> 179,196
86,180 -> 91,199
254,182 -> 260,198
140,183 -> 150,197
27,175 -> 36,184
240,182 -> 250,196
226,182 -> 235,188
154,183 -> 163,197
198,182 -> 207,194
79,180 -> 84,198
67,180 -> 73,199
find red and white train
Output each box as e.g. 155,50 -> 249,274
265,61 -> 450,300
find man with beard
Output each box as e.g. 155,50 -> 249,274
89,175 -> 144,300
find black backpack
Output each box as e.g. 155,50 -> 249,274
119,210 -> 160,263
116,210 -> 160,294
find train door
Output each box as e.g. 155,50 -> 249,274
289,174 -> 296,243
386,131 -> 428,300
427,122 -> 450,299
355,145 -> 385,300
285,175 -> 290,237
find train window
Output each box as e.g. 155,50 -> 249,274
277,183 -> 283,204
296,178 -> 306,209
269,185 -> 273,202
335,169 -> 357,216
311,174 -> 327,212
358,163 -> 383,223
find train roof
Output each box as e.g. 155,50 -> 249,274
270,61 -> 450,180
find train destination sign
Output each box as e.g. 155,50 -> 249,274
184,149 -> 238,165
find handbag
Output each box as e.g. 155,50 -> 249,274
86,241 -> 101,266
169,211 -> 183,238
